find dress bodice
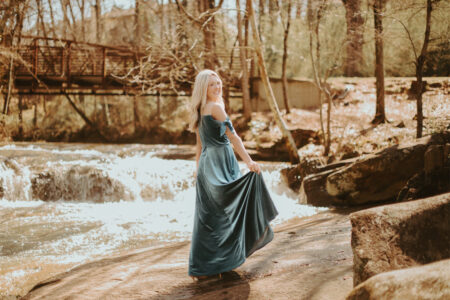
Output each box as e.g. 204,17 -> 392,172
199,115 -> 235,148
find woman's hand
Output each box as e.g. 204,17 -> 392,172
246,160 -> 261,174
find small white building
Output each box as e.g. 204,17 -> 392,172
250,78 -> 321,111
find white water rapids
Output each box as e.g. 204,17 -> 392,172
0,142 -> 325,297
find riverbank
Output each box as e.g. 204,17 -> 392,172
21,208 -> 356,300
1,77 -> 448,163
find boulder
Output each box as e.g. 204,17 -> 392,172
297,157 -> 364,206
346,259 -> 450,300
396,143 -> 449,202
299,169 -> 340,207
326,134 -> 448,205
31,166 -> 126,202
350,193 -> 450,286
281,156 -> 326,192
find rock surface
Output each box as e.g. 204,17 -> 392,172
21,209 -> 355,300
326,140 -> 428,205
31,166 -> 126,202
297,158 -> 359,206
350,192 -> 450,286
346,259 -> 450,300
295,132 -> 449,207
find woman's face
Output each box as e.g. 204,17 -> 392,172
207,75 -> 222,101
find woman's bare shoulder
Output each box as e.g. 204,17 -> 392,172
211,103 -> 227,122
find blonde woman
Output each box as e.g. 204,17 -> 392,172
188,69 -> 278,280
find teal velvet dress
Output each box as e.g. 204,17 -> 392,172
188,115 -> 278,276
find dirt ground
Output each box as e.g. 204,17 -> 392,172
22,209 -> 356,300
243,77 -> 449,161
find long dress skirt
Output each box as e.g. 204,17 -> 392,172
188,115 -> 278,276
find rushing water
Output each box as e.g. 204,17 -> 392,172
0,142 -> 324,297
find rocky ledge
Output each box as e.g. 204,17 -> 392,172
350,192 -> 450,286
284,131 -> 450,207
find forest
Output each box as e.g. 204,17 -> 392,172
0,1 -> 448,162
1,1 -> 450,299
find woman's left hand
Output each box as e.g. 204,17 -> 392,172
247,160 -> 261,174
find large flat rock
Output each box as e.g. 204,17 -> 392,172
347,259 -> 450,300
350,192 -> 450,286
22,210 -> 355,300
297,133 -> 449,207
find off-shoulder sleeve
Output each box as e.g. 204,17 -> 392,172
219,117 -> 235,136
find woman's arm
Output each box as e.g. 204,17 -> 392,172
195,128 -> 202,175
211,105 -> 261,174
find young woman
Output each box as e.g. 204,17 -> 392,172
188,69 -> 278,280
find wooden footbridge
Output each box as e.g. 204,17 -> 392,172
5,36 -> 246,97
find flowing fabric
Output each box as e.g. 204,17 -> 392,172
188,115 -> 278,276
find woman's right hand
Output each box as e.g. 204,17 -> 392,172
246,160 -> 261,174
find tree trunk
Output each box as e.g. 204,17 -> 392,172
307,0 -> 327,155
66,0 -> 77,36
18,95 -> 23,138
202,0 -> 218,69
3,57 -> 14,114
342,0 -> 364,76
60,0 -> 74,39
159,0 -> 165,45
236,0 -> 252,120
42,95 -> 46,114
2,0 -> 25,115
248,0 -> 299,164
95,0 -> 102,43
281,0 -> 292,114
47,0 -> 58,38
372,0 -> 386,124
135,0 -> 142,49
75,0 -> 86,41
295,0 -> 302,19
258,0 -> 265,37
103,96 -> 111,126
415,0 -> 432,138
174,0 -> 223,69
133,96 -> 140,132
33,103 -> 37,129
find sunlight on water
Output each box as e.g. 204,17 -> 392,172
0,143 -> 326,297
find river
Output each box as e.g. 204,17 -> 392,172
0,142 -> 324,297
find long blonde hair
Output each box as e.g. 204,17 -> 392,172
188,69 -> 223,131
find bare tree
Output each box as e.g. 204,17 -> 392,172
2,0 -> 30,115
175,0 -> 224,69
60,0 -> 74,39
236,0 -> 252,120
307,0 -> 344,156
135,0 -> 142,49
74,0 -> 86,41
248,0 -> 299,164
372,0 -> 387,124
277,0 -> 293,114
47,0 -> 58,38
342,0 -> 365,76
414,0 -> 433,138
94,0 -> 102,43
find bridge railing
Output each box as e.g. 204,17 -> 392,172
8,36 -> 253,94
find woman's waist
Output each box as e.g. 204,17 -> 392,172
201,142 -> 231,149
